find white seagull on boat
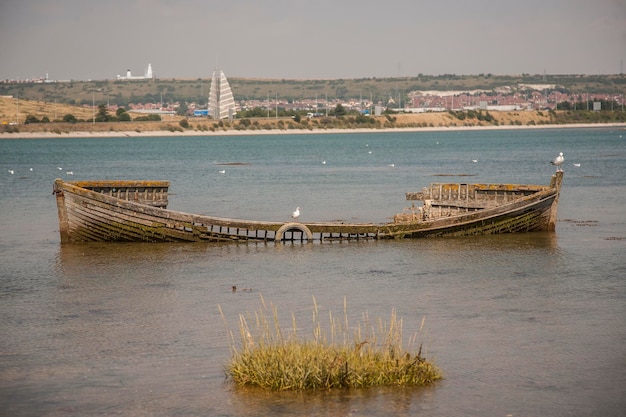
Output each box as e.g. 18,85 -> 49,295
550,152 -> 565,171
291,207 -> 300,220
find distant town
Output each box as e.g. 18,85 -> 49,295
118,87 -> 626,118
2,64 -> 625,119
99,83 -> 626,118
235,87 -> 626,115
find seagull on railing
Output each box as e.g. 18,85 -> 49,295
551,152 -> 564,172
291,207 -> 300,221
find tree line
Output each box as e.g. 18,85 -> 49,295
23,104 -> 161,124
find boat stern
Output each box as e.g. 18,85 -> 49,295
547,171 -> 564,231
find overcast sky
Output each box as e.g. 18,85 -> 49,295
1,0 -> 625,81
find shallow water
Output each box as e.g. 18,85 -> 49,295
1,128 -> 625,416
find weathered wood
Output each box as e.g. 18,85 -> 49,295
547,171 -> 564,231
70,180 -> 170,208
53,172 -> 563,243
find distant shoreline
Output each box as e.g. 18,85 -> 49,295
3,122 -> 626,139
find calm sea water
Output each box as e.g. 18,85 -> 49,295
1,128 -> 625,416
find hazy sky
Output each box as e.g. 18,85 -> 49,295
1,0 -> 625,81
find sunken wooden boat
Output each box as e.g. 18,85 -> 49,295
53,172 -> 563,243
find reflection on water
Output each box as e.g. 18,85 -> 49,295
37,232 -> 580,416
228,385 -> 436,417
54,232 -> 560,276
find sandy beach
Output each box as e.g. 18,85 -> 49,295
2,122 -> 626,139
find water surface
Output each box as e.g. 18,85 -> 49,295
1,128 -> 625,416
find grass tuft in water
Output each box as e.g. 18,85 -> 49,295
220,296 -> 442,391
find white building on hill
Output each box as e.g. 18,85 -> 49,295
117,63 -> 154,80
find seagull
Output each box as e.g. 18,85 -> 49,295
321,160 -> 326,165
8,169 -> 14,175
291,207 -> 300,221
57,167 -> 63,171
218,169 -> 226,174
573,163 -> 581,167
471,159 -> 478,163
66,171 -> 74,175
550,152 -> 565,171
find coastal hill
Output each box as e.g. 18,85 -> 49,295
2,74 -> 626,106
2,95 -> 626,137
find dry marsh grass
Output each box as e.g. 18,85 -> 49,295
221,296 -> 441,391
0,96 -> 94,122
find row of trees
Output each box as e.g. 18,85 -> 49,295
448,110 -> 495,122
23,105 -> 161,124
556,99 -> 624,111
237,103 -> 359,119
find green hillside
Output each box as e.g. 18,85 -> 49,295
2,74 -> 625,108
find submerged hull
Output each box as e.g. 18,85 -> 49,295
53,172 -> 563,243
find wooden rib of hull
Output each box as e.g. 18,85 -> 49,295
53,172 -> 562,243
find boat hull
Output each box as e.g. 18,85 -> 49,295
53,173 -> 562,243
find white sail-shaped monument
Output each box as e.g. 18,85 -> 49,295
208,69 -> 237,120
